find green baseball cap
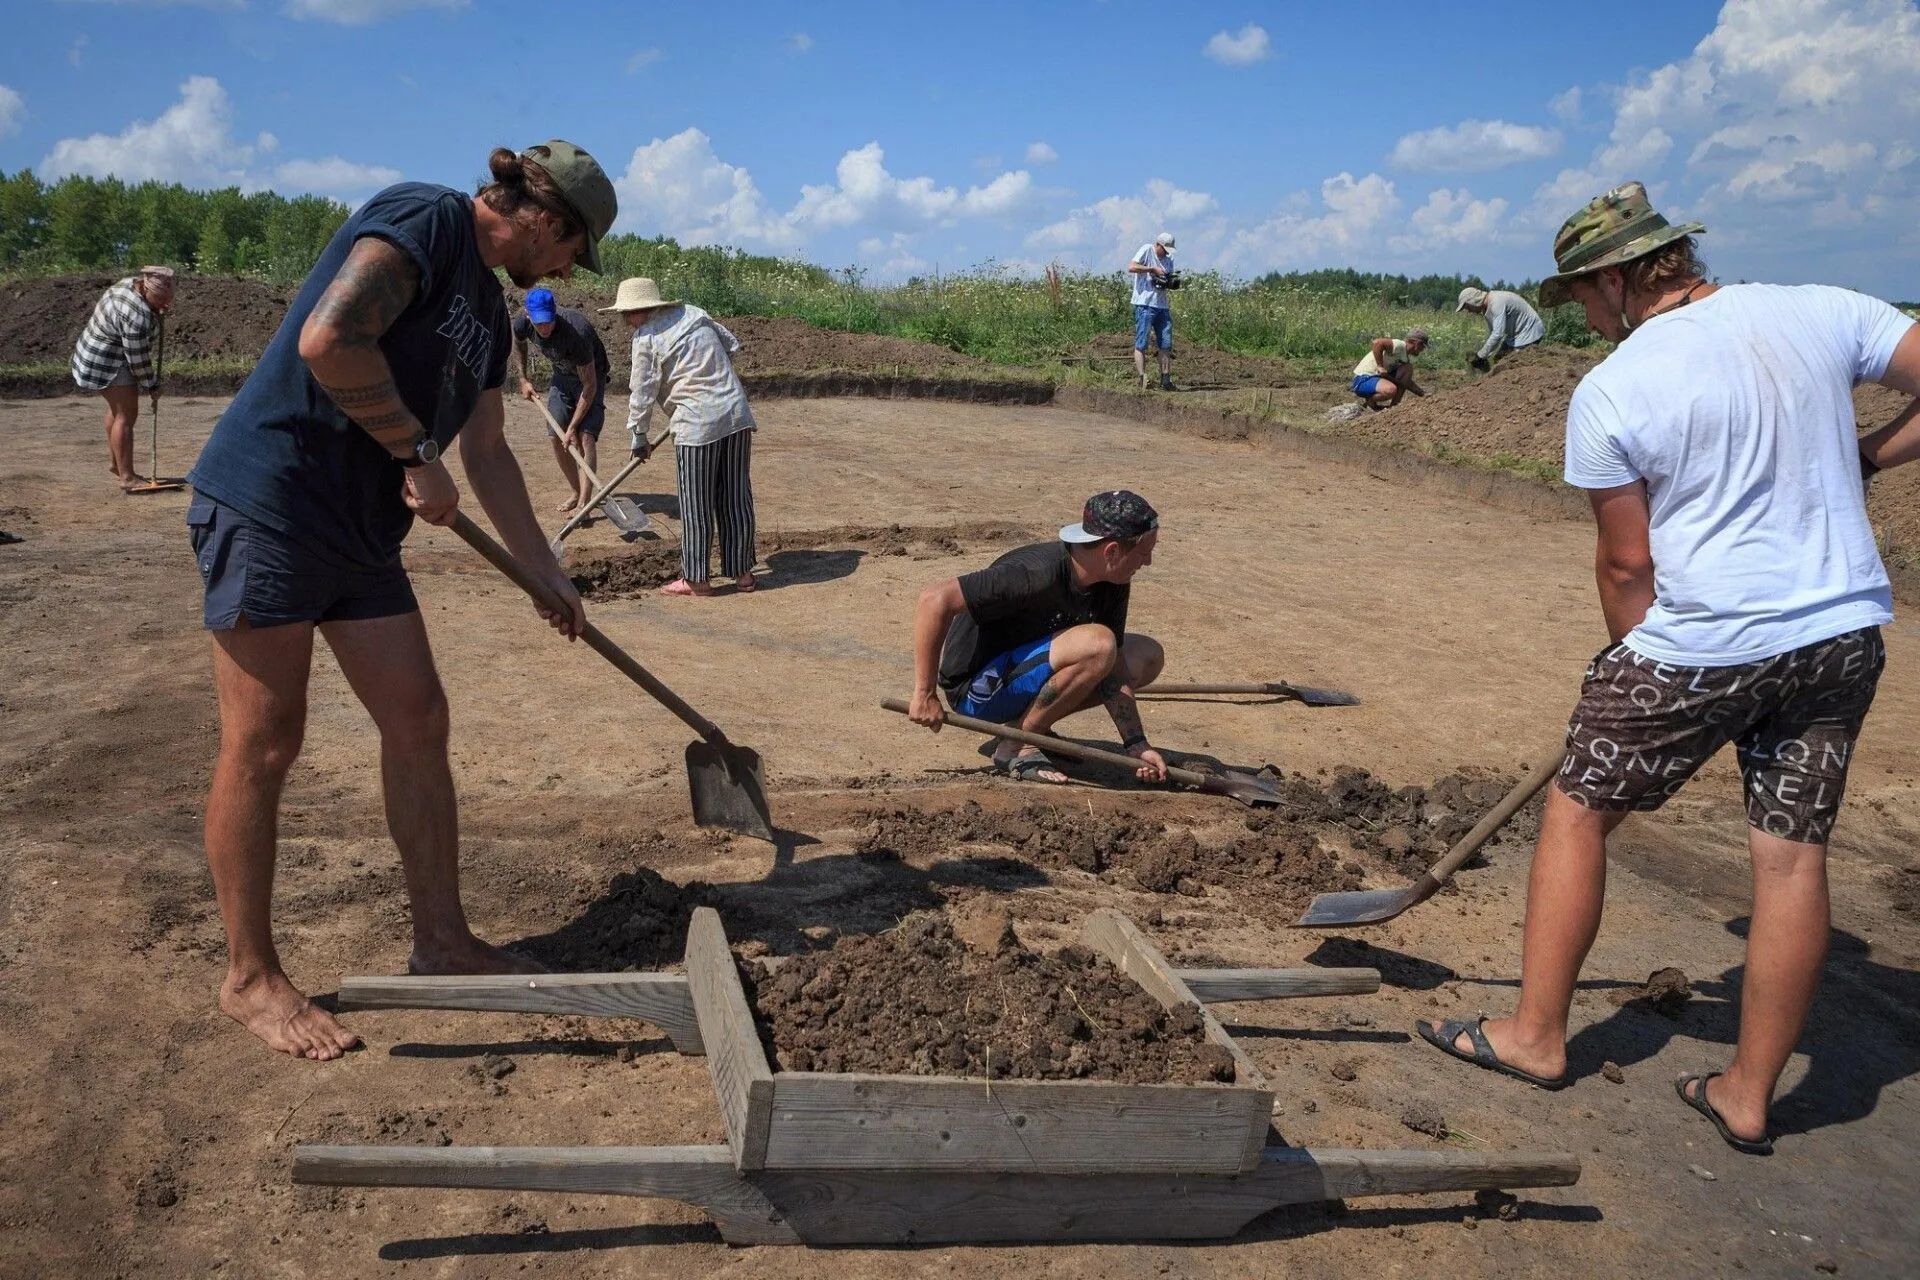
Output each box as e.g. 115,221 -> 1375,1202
520,139 -> 618,275
1538,181 -> 1705,309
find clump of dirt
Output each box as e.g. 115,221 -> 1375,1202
742,911 -> 1236,1083
1305,765 -> 1538,876
567,521 -> 1043,598
515,855 -> 714,971
1609,966 -> 1692,1018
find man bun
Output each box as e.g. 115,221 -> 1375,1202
488,147 -> 526,186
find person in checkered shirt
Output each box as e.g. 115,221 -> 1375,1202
70,266 -> 175,491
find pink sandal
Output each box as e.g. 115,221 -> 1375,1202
734,573 -> 757,593
659,579 -> 713,597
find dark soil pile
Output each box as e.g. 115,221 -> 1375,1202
0,273 -> 297,366
514,853 -> 715,971
567,521 -> 1041,598
853,766 -> 1536,911
742,911 -> 1236,1083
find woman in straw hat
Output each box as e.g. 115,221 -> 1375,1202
604,277 -> 759,596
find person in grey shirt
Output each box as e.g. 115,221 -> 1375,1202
1457,287 -> 1545,371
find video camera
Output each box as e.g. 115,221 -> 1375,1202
1156,270 -> 1184,291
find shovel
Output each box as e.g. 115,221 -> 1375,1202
1291,746 -> 1566,928
881,698 -> 1286,808
532,397 -> 649,536
1139,680 -> 1360,707
452,511 -> 775,841
549,429 -> 672,557
125,313 -> 185,496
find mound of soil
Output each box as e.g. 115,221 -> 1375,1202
567,521 -> 1042,598
514,849 -> 715,972
0,273 -> 297,367
853,765 -> 1539,912
742,910 -> 1236,1083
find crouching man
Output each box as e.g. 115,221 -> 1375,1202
907,490 -> 1168,785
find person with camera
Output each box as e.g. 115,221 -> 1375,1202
1127,232 -> 1179,391
1457,286 -> 1544,372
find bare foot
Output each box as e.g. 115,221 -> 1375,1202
556,498 -> 579,514
221,969 -> 361,1061
734,571 -> 757,593
659,578 -> 714,597
407,933 -> 548,976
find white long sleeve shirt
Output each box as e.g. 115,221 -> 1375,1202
624,304 -> 756,449
1477,290 -> 1546,362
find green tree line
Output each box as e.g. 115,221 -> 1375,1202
0,170 -> 352,282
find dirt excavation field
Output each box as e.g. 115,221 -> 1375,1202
6,388 -> 1920,1280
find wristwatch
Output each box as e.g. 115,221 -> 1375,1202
398,435 -> 440,468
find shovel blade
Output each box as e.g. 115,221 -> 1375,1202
1203,771 -> 1286,809
685,739 -> 776,842
1282,684 -> 1362,707
601,496 -> 650,534
1291,874 -> 1442,928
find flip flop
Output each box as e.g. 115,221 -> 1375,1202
997,749 -> 1069,785
1675,1073 -> 1773,1155
659,579 -> 714,597
1416,1017 -> 1568,1090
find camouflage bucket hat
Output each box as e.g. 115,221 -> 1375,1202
1538,181 -> 1705,309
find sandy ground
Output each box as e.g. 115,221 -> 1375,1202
3,392 -> 1920,1278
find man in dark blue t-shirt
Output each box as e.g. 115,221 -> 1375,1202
511,287 -> 610,514
184,140 -> 617,1062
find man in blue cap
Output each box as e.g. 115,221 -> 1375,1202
512,286 -> 611,514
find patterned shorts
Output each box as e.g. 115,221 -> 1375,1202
1558,627 -> 1885,844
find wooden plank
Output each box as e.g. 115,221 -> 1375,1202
748,1145 -> 1579,1244
684,907 -> 774,1171
291,1143 -> 796,1245
1078,908 -> 1271,1170
1179,968 -> 1380,1002
762,1072 -> 1269,1174
336,973 -> 703,1054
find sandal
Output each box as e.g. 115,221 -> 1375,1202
659,579 -> 713,597
997,749 -> 1069,785
734,573 -> 757,593
1675,1073 -> 1773,1155
1416,1017 -> 1568,1090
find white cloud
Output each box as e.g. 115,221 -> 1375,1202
787,32 -> 813,53
612,128 -> 798,249
1221,172 -> 1402,272
1026,179 -> 1220,267
38,76 -> 398,202
625,47 -> 664,74
1390,188 -> 1510,253
283,0 -> 465,23
0,86 -> 22,141
272,156 -> 402,197
1388,119 -> 1562,172
1549,86 -> 1583,124
1024,141 -> 1059,166
1203,23 -> 1271,66
1521,0 -> 1920,275
790,142 -> 1034,231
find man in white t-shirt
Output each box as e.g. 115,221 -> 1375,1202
1418,181 -> 1920,1157
1127,232 -> 1177,391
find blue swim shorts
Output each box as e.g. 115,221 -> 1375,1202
1133,305 -> 1172,352
952,634 -> 1056,722
1352,374 -> 1383,398
187,494 -> 418,630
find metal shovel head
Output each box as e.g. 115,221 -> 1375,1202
1283,684 -> 1362,707
685,738 -> 775,842
601,496 -> 650,534
1198,768 -> 1287,809
1291,873 -> 1443,928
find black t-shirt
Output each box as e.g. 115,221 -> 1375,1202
512,307 -> 609,403
188,183 -> 510,568
938,541 -> 1130,697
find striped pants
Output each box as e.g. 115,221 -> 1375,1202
674,429 -> 757,583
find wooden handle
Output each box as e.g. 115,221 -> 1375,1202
533,396 -> 602,484
1424,746 -> 1568,885
450,511 -> 723,742
1144,682 -> 1288,696
553,453 -> 646,545
880,697 -> 1212,787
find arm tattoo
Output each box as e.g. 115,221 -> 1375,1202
316,378 -> 399,409
1103,682 -> 1146,743
310,240 -> 420,347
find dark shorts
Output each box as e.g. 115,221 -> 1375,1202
546,386 -> 605,438
949,634 -> 1056,722
187,494 -> 417,630
1558,627 -> 1886,844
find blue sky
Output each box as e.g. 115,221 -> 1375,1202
4,0 -> 1918,295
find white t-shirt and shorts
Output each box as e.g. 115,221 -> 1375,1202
1556,283 -> 1912,843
